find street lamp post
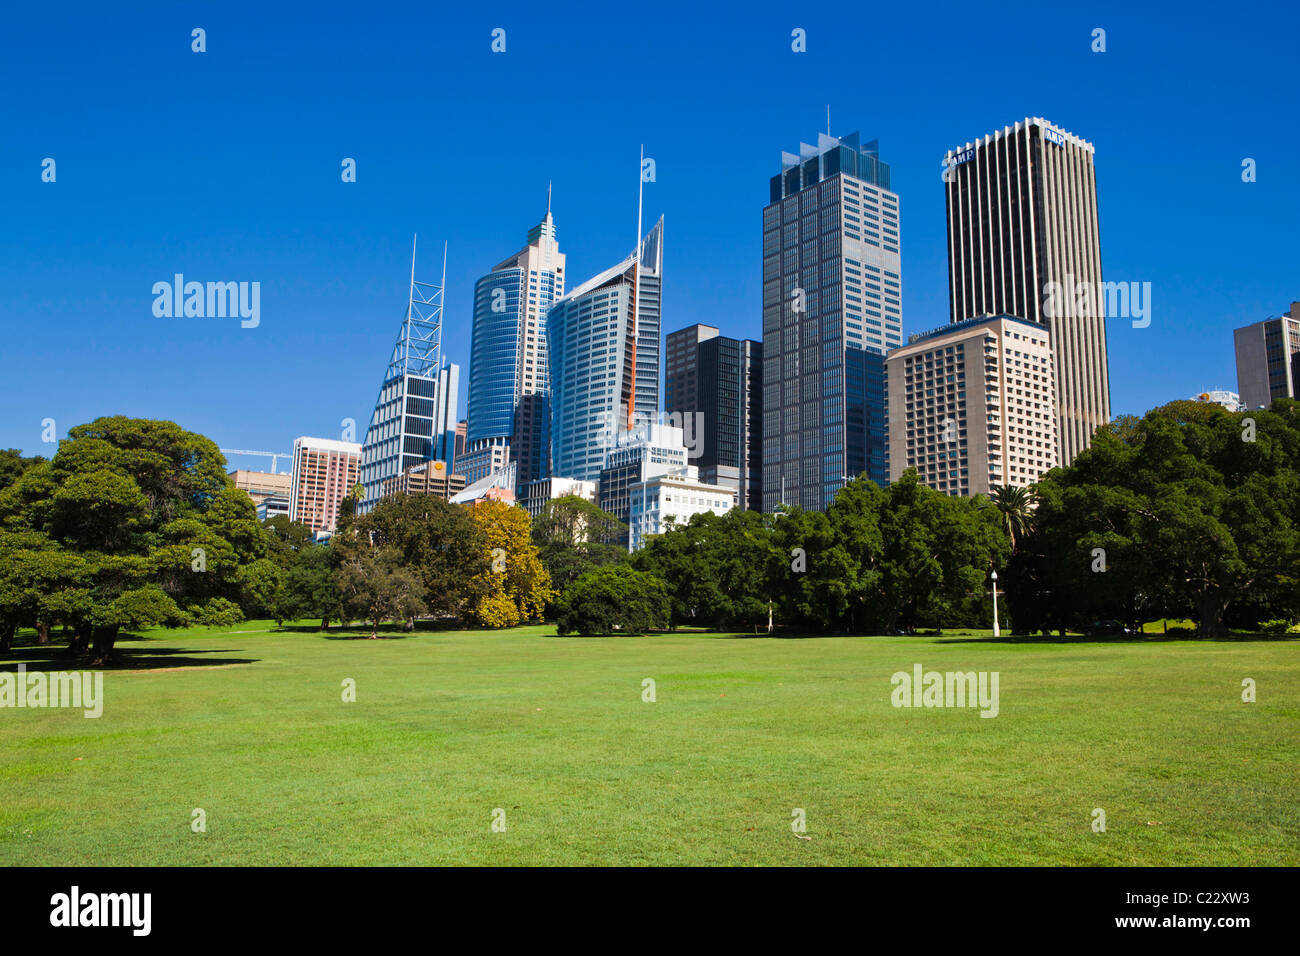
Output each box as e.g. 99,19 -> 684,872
990,570 -> 1000,638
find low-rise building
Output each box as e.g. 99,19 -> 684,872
256,495 -> 290,522
520,476 -> 599,518
381,459 -> 466,501
628,472 -> 737,551
229,469 -> 292,506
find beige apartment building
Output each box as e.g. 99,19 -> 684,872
228,469 -> 292,506
288,436 -> 362,537
886,315 -> 1059,496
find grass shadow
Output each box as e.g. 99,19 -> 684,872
934,632 -> 1298,645
2,644 -> 258,671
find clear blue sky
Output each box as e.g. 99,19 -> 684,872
3,0 -> 1296,463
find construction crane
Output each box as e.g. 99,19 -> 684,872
220,449 -> 292,474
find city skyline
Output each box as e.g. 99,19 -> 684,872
3,3 -> 1298,461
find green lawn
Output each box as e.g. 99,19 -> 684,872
2,623 -> 1297,865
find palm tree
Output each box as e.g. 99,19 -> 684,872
989,485 -> 1037,553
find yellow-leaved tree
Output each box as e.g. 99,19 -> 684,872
466,500 -> 554,627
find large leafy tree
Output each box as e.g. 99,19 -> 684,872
273,543 -> 342,629
634,508 -> 777,630
0,417 -> 269,662
769,474 -> 1006,633
466,500 -> 553,628
0,450 -> 44,495
262,515 -> 314,570
339,492 -> 488,620
1013,400 -> 1300,636
336,544 -> 427,638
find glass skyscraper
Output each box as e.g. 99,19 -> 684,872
465,209 -> 565,491
358,244 -> 459,514
548,216 -> 663,482
761,131 -> 900,512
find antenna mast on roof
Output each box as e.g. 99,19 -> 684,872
628,145 -> 644,432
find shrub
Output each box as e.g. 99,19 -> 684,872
186,597 -> 245,627
554,566 -> 670,636
1259,619 -> 1292,633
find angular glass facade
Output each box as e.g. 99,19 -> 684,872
548,217 -> 664,482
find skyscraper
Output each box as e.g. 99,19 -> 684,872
665,324 -> 763,511
466,207 -> 566,491
548,217 -> 663,482
762,131 -> 900,512
358,240 -> 459,513
1234,302 -> 1300,409
943,117 -> 1110,465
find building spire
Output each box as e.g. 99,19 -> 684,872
547,180 -> 552,217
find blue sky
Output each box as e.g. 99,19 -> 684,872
2,0 -> 1297,463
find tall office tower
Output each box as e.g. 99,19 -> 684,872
943,117 -> 1110,465
288,436 -> 362,537
665,323 -> 719,415
548,217 -> 664,482
466,208 -> 566,491
762,131 -> 900,512
885,315 -> 1059,496
358,240 -> 459,513
664,324 -> 763,511
1234,302 -> 1300,409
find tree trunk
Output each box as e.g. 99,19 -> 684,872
1196,593 -> 1229,638
37,621 -> 50,645
320,618 -> 330,631
69,625 -> 90,657
0,623 -> 14,653
90,625 -> 120,665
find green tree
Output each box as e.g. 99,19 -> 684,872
554,566 -> 670,636
273,543 -> 342,629
346,493 -> 488,620
633,508 -> 776,630
768,474 -> 1007,634
262,515 -> 314,569
0,450 -> 45,494
336,545 -> 428,638
0,417 -> 269,662
531,495 -> 627,595
1017,400 -> 1300,636
986,484 -> 1037,553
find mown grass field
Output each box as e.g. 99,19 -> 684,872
2,623 -> 1296,866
